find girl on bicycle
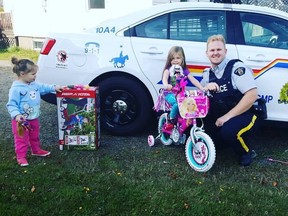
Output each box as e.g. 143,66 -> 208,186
162,46 -> 204,128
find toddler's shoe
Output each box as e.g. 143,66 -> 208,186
17,158 -> 29,167
32,149 -> 51,157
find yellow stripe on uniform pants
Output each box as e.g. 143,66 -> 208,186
237,115 -> 258,153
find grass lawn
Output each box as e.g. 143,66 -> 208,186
1,121 -> 288,216
0,47 -> 39,62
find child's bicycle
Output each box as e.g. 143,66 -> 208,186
148,77 -> 216,172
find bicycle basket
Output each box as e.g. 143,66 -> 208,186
178,90 -> 210,119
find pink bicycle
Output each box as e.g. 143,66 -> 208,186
148,77 -> 216,172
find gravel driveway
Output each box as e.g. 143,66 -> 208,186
0,66 -> 15,142
0,64 -> 156,154
0,65 -> 61,145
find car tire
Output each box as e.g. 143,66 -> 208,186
99,76 -> 153,136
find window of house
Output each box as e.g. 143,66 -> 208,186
33,40 -> 44,51
89,0 -> 105,9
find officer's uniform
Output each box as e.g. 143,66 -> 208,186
201,58 -> 258,165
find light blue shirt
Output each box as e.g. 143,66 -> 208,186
6,81 -> 56,120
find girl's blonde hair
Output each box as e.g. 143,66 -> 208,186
11,56 -> 38,76
163,46 -> 187,74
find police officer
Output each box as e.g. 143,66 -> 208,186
201,34 -> 258,166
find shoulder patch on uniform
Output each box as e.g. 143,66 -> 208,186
234,67 -> 245,76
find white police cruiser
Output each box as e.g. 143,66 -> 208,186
36,2 -> 288,135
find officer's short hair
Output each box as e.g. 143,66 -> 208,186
206,34 -> 226,50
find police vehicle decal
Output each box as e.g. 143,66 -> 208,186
85,42 -> 100,54
187,65 -> 207,82
279,82 -> 288,104
56,50 -> 68,69
95,26 -> 116,34
156,59 -> 288,87
109,49 -> 129,68
253,58 -> 288,79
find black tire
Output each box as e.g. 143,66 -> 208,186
99,76 -> 153,136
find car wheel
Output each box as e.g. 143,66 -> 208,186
99,76 -> 153,136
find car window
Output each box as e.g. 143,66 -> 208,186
135,15 -> 168,39
134,10 -> 226,42
170,11 -> 226,42
240,12 -> 288,50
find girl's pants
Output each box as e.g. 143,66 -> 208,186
165,93 -> 178,119
12,118 -> 41,159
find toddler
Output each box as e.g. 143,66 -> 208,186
6,57 -> 62,166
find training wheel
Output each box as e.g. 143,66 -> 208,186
148,135 -> 155,147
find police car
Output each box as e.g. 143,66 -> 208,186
36,2 -> 288,135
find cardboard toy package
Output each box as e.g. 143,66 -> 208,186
56,85 -> 100,150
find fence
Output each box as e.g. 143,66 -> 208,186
241,0 -> 288,12
0,12 -> 16,49
211,0 -> 288,12
156,0 -> 288,13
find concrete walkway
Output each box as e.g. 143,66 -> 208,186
0,60 -> 12,67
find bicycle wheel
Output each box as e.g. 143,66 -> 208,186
158,113 -> 172,146
185,131 -> 216,172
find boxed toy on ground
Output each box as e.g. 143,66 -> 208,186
56,85 -> 100,150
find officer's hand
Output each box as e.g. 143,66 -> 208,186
205,82 -> 219,92
215,115 -> 230,127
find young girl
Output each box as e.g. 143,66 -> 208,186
6,57 -> 63,167
162,46 -> 204,127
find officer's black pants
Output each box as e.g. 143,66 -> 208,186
203,111 -> 259,156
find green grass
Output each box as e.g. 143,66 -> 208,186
0,47 -> 39,62
1,125 -> 288,216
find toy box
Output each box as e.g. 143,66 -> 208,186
56,86 -> 100,150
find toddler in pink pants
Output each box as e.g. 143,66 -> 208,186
6,57 -> 62,166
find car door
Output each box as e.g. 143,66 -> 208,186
130,9 -> 239,97
233,11 -> 288,121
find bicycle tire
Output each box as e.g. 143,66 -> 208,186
185,131 -> 216,172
